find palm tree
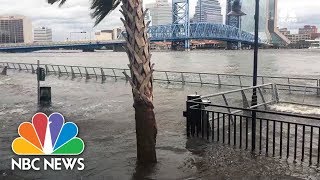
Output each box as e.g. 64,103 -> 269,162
48,0 -> 157,163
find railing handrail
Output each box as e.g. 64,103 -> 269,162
276,83 -> 320,89
188,100 -> 320,121
198,83 -> 273,99
1,61 -> 319,81
202,109 -> 320,127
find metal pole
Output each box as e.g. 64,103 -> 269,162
37,60 -> 40,105
251,0 -> 260,153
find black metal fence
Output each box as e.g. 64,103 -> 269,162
186,92 -> 320,166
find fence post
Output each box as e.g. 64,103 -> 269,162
288,78 -> 291,94
45,65 -> 49,75
258,87 -> 267,109
239,76 -> 243,88
165,72 -> 170,83
93,68 -> 98,80
101,68 -> 106,82
183,94 -> 201,137
18,64 -> 22,71
181,72 -> 185,85
58,66 -> 62,77
24,64 -> 28,72
317,79 -> 320,96
71,67 -> 76,79
274,84 -> 279,103
78,67 -> 83,77
52,65 -> 57,75
199,73 -> 203,85
261,77 -> 266,93
218,74 -> 221,88
124,69 -> 128,82
64,66 -> 69,76
85,67 -> 90,80
31,65 -> 35,74
112,69 -> 117,81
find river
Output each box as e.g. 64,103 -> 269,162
0,49 -> 319,179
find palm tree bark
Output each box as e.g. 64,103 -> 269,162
120,0 -> 157,163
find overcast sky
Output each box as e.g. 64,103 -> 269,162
1,0 -> 319,41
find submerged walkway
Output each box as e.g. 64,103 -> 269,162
1,69 -> 320,179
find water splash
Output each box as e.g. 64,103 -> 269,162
269,103 -> 320,115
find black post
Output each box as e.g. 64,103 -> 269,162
251,0 -> 260,153
37,60 -> 40,105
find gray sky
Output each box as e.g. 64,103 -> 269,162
1,0 -> 319,41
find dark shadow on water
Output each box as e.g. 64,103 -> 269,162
131,163 -> 157,180
186,138 -> 208,155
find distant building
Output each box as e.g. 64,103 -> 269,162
144,10 -> 152,26
238,0 -> 290,45
0,15 -> 33,44
34,27 -> 52,43
95,30 -> 113,41
192,0 -> 223,24
311,33 -> 320,40
145,0 -> 172,26
299,25 -> 317,35
279,28 -> 290,36
286,34 -> 311,44
280,25 -> 316,44
95,28 -> 122,41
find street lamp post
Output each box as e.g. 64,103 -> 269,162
251,0 -> 260,152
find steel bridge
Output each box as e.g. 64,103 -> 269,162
0,23 -> 259,53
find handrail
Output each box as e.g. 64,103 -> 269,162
199,83 -> 273,99
1,62 -> 319,96
188,100 -> 320,121
1,61 -> 318,81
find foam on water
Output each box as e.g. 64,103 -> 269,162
269,103 -> 320,115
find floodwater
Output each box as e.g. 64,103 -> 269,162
0,49 -> 320,179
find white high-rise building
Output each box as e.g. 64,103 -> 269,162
192,0 -> 223,24
34,27 -> 52,43
0,15 -> 33,44
145,0 -> 172,26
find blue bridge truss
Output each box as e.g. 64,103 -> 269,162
0,23 -> 260,53
149,23 -> 260,44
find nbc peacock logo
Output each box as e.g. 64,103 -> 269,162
12,112 -> 84,155
11,113 -> 85,171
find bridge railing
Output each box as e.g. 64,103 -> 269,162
1,62 -> 319,95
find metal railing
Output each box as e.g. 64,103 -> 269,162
186,85 -> 320,166
1,61 -> 320,95
0,40 -> 123,48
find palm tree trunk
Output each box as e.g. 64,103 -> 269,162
120,0 -> 157,163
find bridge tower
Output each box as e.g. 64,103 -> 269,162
172,0 -> 190,51
226,0 -> 244,49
